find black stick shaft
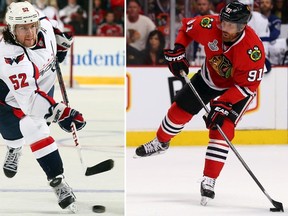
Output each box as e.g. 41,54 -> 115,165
55,59 -> 114,176
181,71 -> 283,211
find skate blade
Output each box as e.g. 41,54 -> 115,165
200,196 -> 212,206
68,202 -> 78,213
133,151 -> 167,159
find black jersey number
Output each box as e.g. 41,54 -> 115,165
9,73 -> 29,90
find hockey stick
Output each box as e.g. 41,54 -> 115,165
55,59 -> 114,176
180,71 -> 284,212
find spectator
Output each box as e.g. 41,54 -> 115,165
193,0 -> 215,16
34,0 -> 64,31
272,0 -> 288,23
57,0 -> 68,10
213,0 -> 226,13
0,0 -> 6,22
239,0 -> 271,71
112,5 -> 124,27
190,0 -> 215,66
272,0 -> 282,18
92,0 -> 106,34
97,10 -> 123,36
241,0 -> 269,39
259,0 -> 281,42
126,0 -> 156,51
59,0 -> 87,35
140,30 -> 166,65
282,0 -> 288,23
268,38 -> 288,65
126,44 -> 143,65
110,0 -> 124,8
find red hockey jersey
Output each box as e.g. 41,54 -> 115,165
175,15 -> 265,105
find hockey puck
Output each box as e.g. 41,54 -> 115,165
270,208 -> 281,212
92,205 -> 105,213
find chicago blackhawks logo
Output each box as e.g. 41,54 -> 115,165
247,46 -> 262,61
209,54 -> 233,78
200,17 -> 214,29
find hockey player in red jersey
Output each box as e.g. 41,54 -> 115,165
0,1 -> 85,212
135,1 -> 265,205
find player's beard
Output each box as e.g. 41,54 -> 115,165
222,31 -> 239,43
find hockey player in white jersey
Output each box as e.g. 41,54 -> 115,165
0,1 -> 85,212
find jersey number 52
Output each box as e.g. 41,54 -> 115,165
9,73 -> 29,90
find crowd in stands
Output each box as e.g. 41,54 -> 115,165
126,0 -> 288,66
0,0 -> 124,36
0,0 -> 287,66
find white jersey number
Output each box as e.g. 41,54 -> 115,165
247,69 -> 263,82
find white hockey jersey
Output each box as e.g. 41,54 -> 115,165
0,14 -> 58,118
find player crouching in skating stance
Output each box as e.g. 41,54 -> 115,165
135,2 -> 265,206
0,1 -> 85,212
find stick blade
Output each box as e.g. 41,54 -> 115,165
270,200 -> 284,212
85,159 -> 114,176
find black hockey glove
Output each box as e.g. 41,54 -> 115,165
203,100 -> 232,130
164,45 -> 189,78
45,103 -> 86,132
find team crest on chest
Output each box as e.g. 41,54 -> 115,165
209,54 -> 233,78
200,17 -> 214,29
4,53 -> 24,65
247,46 -> 262,61
208,39 -> 219,51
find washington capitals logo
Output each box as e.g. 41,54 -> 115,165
22,7 -> 29,12
4,53 -> 25,65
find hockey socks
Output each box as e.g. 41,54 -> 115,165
157,102 -> 192,142
30,136 -> 63,179
204,120 -> 234,178
204,139 -> 230,178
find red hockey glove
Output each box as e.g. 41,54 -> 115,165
203,100 -> 232,130
164,46 -> 190,78
45,103 -> 86,132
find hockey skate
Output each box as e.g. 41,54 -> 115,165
3,146 -> 22,178
200,176 -> 216,206
135,137 -> 169,158
49,175 -> 78,213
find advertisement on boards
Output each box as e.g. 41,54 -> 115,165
126,67 -> 287,131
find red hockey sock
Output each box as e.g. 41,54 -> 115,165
157,102 -> 193,142
203,139 -> 229,178
203,120 -> 235,178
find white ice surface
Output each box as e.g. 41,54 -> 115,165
0,86 -> 125,215
126,144 -> 288,216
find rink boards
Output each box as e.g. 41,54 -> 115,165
126,67 -> 288,146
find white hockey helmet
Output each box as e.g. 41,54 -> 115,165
5,1 -> 40,36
